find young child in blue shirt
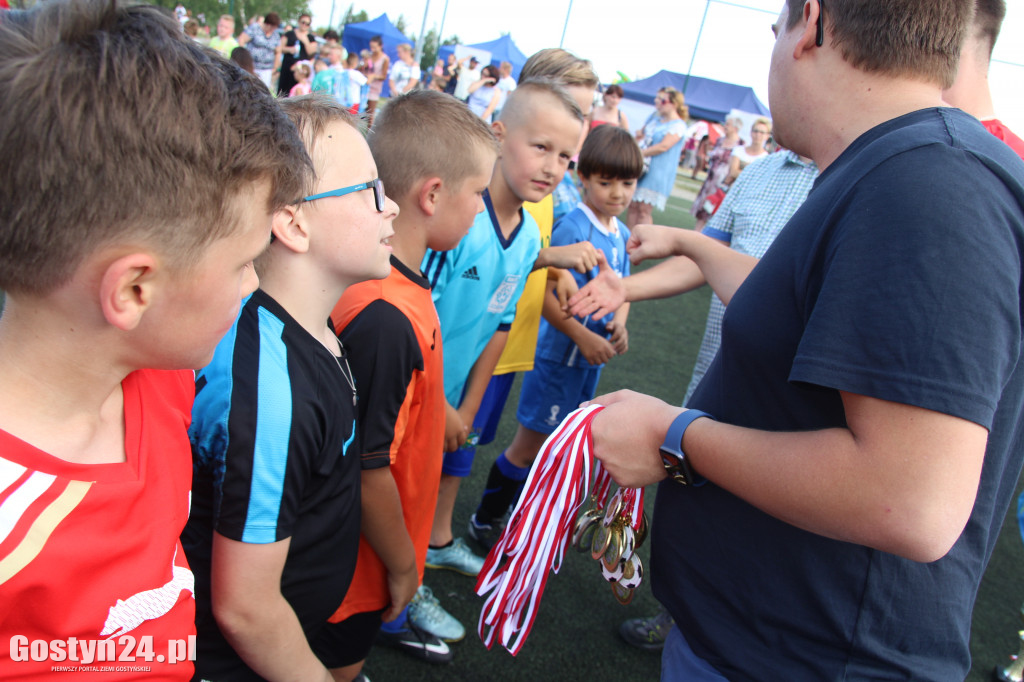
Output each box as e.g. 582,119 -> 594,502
471,124 -> 643,545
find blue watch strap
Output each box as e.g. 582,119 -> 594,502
661,410 -> 714,486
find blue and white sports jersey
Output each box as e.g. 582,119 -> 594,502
422,190 -> 541,405
535,204 -> 630,369
183,289 -> 361,677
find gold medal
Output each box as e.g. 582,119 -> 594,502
618,525 -> 636,564
591,523 -> 612,560
620,554 -> 644,590
572,511 -> 600,553
635,510 -> 649,548
602,524 -> 625,572
602,493 -> 623,527
611,581 -> 634,605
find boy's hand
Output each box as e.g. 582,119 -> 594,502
567,260 -> 624,319
543,243 -> 602,274
550,268 -> 579,316
578,330 -> 617,366
627,224 -> 681,264
444,401 -> 468,453
457,405 -> 478,443
382,565 -> 420,623
606,320 -> 629,355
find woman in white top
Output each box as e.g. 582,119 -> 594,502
724,117 -> 772,186
466,64 -> 502,122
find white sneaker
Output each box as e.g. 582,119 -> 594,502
408,585 -> 465,642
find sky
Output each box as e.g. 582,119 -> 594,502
308,0 -> 1024,134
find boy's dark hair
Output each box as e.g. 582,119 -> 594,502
323,29 -> 340,42
0,0 -> 309,295
368,89 -> 498,202
577,124 -> 644,180
787,0 -> 971,88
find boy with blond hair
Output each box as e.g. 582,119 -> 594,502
0,1 -> 307,679
421,79 -> 586,575
183,94 -> 398,681
325,89 -> 499,678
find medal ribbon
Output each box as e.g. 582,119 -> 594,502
475,405 -> 604,655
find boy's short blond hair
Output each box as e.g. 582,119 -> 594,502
519,48 -> 599,89
0,0 -> 309,295
498,78 -> 585,128
278,94 -> 360,199
368,90 -> 498,202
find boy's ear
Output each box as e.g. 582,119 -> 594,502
418,177 -> 444,217
98,252 -> 160,331
272,205 -> 310,254
491,120 -> 506,145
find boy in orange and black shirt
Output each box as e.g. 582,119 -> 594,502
325,90 -> 498,679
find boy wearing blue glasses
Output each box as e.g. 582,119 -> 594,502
182,94 -> 398,681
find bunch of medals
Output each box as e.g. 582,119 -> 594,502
572,475 -> 647,605
476,404 -> 606,655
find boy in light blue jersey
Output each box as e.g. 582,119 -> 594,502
421,79 -> 585,574
471,124 -> 642,546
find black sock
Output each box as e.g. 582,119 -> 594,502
476,451 -> 530,524
429,539 -> 454,550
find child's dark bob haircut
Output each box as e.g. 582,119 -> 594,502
577,124 -> 645,180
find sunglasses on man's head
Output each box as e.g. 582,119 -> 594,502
302,178 -> 386,213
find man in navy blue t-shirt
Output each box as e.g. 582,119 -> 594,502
587,1 -> 1024,680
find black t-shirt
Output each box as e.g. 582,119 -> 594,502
654,108 -> 1024,680
184,289 -> 361,680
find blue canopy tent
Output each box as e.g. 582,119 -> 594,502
620,70 -> 769,122
438,35 -> 528,80
341,14 -> 411,66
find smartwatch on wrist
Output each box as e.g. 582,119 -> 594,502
659,410 -> 713,486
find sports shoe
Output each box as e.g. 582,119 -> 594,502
425,537 -> 484,576
468,512 -> 507,552
408,585 -> 465,642
618,607 -> 675,651
376,620 -> 453,664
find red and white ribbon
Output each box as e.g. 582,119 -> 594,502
475,405 -> 603,655
474,404 -> 646,655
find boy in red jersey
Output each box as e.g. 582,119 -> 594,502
0,1 -> 307,680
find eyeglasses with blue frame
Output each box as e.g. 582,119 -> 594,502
302,178 -> 386,213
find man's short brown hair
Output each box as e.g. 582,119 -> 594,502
973,0 -> 1006,57
787,0 -> 972,88
519,48 -> 599,89
368,90 -> 498,202
0,0 -> 309,295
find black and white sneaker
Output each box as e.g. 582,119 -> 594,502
376,620 -> 453,664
